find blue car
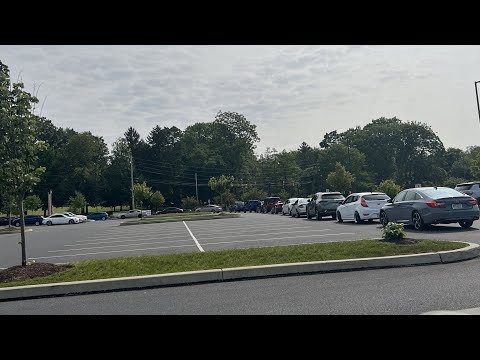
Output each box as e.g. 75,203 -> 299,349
87,212 -> 109,220
12,215 -> 44,227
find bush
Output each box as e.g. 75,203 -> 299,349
375,179 -> 402,199
382,222 -> 407,241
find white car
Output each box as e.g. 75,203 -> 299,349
115,209 -> 149,219
290,198 -> 309,218
336,192 -> 390,223
195,205 -> 223,213
282,198 -> 299,216
63,212 -> 87,223
43,213 -> 80,226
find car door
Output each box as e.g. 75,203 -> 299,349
308,194 -> 317,215
339,196 -> 352,219
385,190 -> 407,222
399,190 -> 420,222
342,195 -> 355,219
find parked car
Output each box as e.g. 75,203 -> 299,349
260,197 -> 280,213
12,215 -> 44,227
244,200 -> 262,213
380,187 -> 480,230
336,192 -> 390,223
229,201 -> 245,213
195,204 -> 223,213
270,200 -> 284,214
115,209 -> 149,219
282,198 -> 299,216
0,217 -> 12,226
42,213 -> 80,226
455,182 -> 480,202
306,192 -> 345,220
87,212 -> 109,220
291,198 -> 309,218
63,212 -> 87,223
156,207 -> 184,214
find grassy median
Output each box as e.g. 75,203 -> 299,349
0,239 -> 467,288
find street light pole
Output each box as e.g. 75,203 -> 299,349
475,81 -> 480,125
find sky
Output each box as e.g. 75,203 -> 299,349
1,45 -> 480,155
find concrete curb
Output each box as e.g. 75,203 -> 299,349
0,242 -> 478,302
0,228 -> 33,236
119,214 -> 240,226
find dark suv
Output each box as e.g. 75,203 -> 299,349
12,215 -> 44,227
244,200 -> 262,213
306,192 -> 345,220
260,197 -> 281,213
455,182 -> 480,202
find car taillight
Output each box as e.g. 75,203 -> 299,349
426,201 -> 446,208
360,198 -> 368,207
468,198 -> 478,206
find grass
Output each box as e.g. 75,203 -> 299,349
121,212 -> 239,225
0,239 -> 466,288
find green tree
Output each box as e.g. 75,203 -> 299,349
326,163 -> 354,194
214,192 -> 235,209
276,189 -> 290,201
68,191 -> 87,214
0,60 -> 47,266
375,179 -> 402,199
471,151 -> 480,179
150,191 -> 165,211
208,175 -> 235,206
242,187 -> 267,201
104,138 -> 131,210
24,195 -> 43,213
181,196 -> 199,210
133,182 -> 153,208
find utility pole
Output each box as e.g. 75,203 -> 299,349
475,81 -> 480,125
130,153 -> 135,210
195,172 -> 199,206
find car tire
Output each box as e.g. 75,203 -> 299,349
354,212 -> 363,224
307,210 -> 312,220
14,222 -> 20,227
47,221 -> 52,226
331,213 -> 337,220
102,216 -> 106,221
459,220 -> 473,229
69,219 -> 74,224
337,211 -> 343,223
412,211 -> 424,230
138,214 -> 142,218
380,211 -> 388,227
296,210 -> 300,218
367,219 -> 373,223
121,215 -> 126,219
316,209 -> 322,221
35,221 -> 40,226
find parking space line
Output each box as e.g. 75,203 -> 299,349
74,231 -> 192,244
51,239 -> 194,252
201,232 -> 356,247
195,228 -> 333,241
30,243 -> 197,260
65,235 -> 191,247
183,221 -> 204,252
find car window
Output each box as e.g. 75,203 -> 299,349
393,191 -> 407,202
363,194 -> 390,201
351,196 -> 359,202
311,194 -> 318,201
343,196 -> 352,204
322,194 -> 345,200
422,188 -> 466,199
404,191 -> 417,201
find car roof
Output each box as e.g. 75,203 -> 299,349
350,192 -> 387,196
316,192 -> 343,195
456,182 -> 480,186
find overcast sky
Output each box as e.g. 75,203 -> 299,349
1,45 -> 480,154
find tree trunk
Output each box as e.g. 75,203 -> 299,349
86,204 -> 89,215
8,207 -> 12,228
18,193 -> 27,267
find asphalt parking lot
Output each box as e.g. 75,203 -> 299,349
0,213 -> 479,268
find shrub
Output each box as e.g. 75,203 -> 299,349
382,222 -> 407,241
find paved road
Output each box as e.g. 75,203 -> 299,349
2,257 -> 480,314
1,213 -> 479,268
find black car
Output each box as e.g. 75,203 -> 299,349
0,217 -> 12,226
229,201 -> 245,213
155,207 -> 184,214
244,200 -> 262,213
12,215 -> 44,227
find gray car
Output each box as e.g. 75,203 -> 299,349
306,192 -> 345,220
380,187 -> 479,230
455,182 -> 480,202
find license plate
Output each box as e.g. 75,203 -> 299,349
452,204 -> 462,210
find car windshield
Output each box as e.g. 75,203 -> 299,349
322,194 -> 345,200
363,194 -> 390,200
298,199 -> 308,204
422,188 -> 466,199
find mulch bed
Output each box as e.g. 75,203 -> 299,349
0,263 -> 72,283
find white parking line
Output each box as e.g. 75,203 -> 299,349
30,243 -> 197,260
183,221 -> 204,252
78,229 -> 189,242
201,233 -> 356,247
188,223 -> 325,234
195,228 -> 333,241
51,239 -> 194,252
73,231 -> 191,244
66,235 -> 191,247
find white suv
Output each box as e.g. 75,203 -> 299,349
336,192 -> 390,224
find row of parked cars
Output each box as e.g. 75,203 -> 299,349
240,181 -> 480,230
0,211 -> 110,227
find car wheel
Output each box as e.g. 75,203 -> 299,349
47,221 -> 52,226
138,214 -> 142,218
354,212 -> 363,224
69,219 -> 74,224
412,211 -> 424,230
296,210 -> 300,218
380,211 -> 388,227
337,211 -> 343,223
35,221 -> 40,226
331,213 -> 337,220
367,219 -> 373,223
14,222 -> 20,227
307,210 -> 312,220
459,220 -> 473,229
316,209 -> 322,220
121,215 -> 126,219
102,216 -> 106,221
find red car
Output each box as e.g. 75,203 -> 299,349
270,200 -> 284,214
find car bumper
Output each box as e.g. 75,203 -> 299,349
358,211 -> 381,220
318,208 -> 337,216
